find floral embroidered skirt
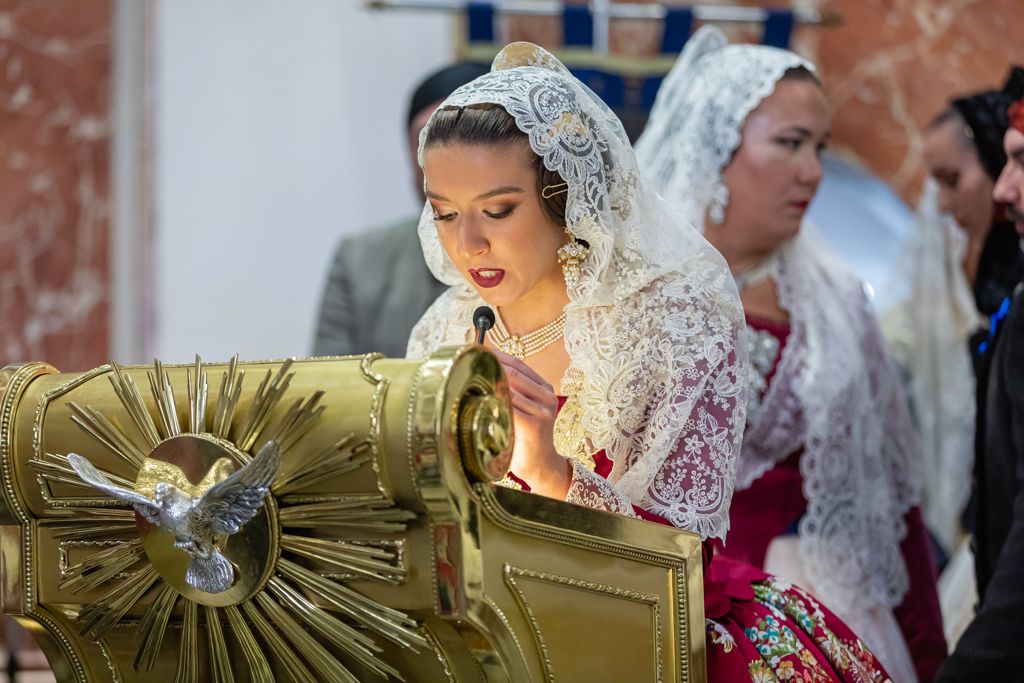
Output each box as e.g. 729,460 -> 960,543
705,554 -> 891,682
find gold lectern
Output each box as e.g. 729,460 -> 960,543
0,348 -> 704,682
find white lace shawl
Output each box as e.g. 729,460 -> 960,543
635,26 -> 922,613
880,180 -> 977,555
406,42 -> 748,541
753,232 -> 921,613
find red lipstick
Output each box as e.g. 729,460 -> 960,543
469,268 -> 505,288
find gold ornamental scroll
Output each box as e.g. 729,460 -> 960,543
0,348 -> 705,682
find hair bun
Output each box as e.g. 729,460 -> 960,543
491,42 -> 572,77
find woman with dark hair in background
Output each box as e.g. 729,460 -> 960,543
924,67 -> 1024,369
879,68 -> 1024,627
637,26 -> 946,682
936,90 -> 1024,683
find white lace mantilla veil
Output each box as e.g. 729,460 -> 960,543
880,179 -> 977,555
635,25 -> 922,616
406,42 -> 748,542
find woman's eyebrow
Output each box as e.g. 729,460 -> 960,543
424,186 -> 525,201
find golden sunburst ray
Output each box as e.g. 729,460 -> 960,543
51,519 -> 136,541
49,508 -> 135,540
263,577 -> 377,652
223,604 -> 274,683
272,436 -> 370,496
235,360 -> 294,451
204,605 -> 234,683
108,361 -> 162,449
212,355 -> 244,439
240,599 -> 318,682
78,564 -> 159,640
134,584 -> 178,672
58,538 -> 145,593
264,577 -> 405,680
279,535 -> 405,584
185,354 -> 208,434
50,507 -> 134,522
174,599 -> 199,683
31,453 -> 136,493
277,558 -> 427,650
66,401 -> 147,470
149,360 -> 182,439
278,496 -> 416,532
253,591 -> 364,683
256,390 -> 326,455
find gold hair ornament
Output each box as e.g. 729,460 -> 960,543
541,182 -> 569,199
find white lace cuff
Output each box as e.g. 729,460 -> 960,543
564,460 -> 638,518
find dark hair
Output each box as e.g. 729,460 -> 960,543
926,68 -> 1024,180
926,107 -> 977,156
780,65 -> 821,85
423,104 -> 568,227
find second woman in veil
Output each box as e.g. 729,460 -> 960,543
635,26 -> 946,682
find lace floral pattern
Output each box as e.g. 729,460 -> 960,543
409,269 -> 746,540
635,25 -> 921,614
565,461 -> 636,517
721,234 -> 918,617
782,237 -> 920,614
408,42 -> 747,542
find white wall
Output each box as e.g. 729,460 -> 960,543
153,1 -> 452,363
807,151 -> 914,304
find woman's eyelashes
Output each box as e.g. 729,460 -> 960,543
776,137 -> 803,151
774,136 -> 828,156
432,206 -> 516,222
484,205 -> 516,219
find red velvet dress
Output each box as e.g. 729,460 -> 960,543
717,315 -> 946,682
509,397 -> 894,682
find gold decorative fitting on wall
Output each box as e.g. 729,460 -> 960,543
0,347 -> 705,681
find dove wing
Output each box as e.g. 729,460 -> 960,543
190,440 -> 280,536
66,453 -> 162,524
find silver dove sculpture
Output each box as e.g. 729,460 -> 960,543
66,440 -> 280,594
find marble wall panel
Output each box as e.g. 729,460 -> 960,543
0,0 -> 111,371
494,0 -> 1024,202
804,0 -> 1024,198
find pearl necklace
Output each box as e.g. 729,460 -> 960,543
490,309 -> 566,360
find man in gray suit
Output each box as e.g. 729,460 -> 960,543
313,63 -> 488,358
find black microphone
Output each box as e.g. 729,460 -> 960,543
473,306 -> 495,345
